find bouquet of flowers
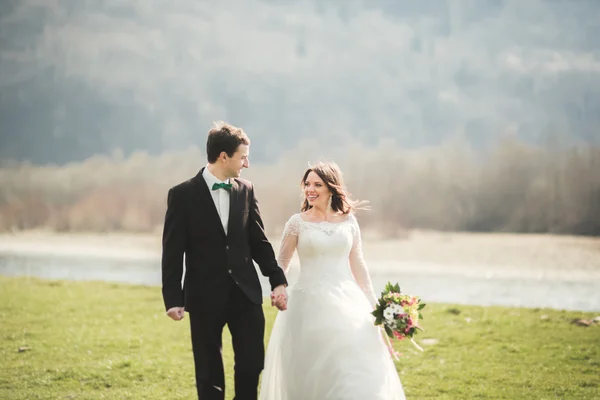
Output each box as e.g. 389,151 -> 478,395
372,282 -> 426,352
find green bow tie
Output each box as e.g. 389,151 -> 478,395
212,182 -> 232,191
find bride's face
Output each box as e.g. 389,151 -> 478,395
304,171 -> 331,208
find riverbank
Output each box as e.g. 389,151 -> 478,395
1,276 -> 598,399
1,229 -> 599,281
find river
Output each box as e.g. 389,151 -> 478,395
1,251 -> 598,312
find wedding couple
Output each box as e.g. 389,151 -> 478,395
161,122 -> 405,399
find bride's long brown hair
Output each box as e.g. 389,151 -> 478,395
300,161 -> 369,214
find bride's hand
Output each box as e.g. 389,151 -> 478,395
270,285 -> 288,311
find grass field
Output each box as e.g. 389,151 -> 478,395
1,276 -> 598,399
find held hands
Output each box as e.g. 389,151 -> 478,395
270,285 -> 288,311
166,307 -> 185,321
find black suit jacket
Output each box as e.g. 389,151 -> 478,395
161,168 -> 288,313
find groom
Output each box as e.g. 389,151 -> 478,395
161,121 -> 288,400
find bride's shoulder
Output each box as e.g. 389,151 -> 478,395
283,213 -> 304,230
288,213 -> 303,222
343,212 -> 358,224
280,213 -> 306,237
346,213 -> 361,231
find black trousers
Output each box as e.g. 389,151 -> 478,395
189,282 -> 265,400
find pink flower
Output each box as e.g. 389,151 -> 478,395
395,313 -> 407,320
393,331 -> 405,340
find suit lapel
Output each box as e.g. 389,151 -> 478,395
193,168 -> 226,238
227,179 -> 240,236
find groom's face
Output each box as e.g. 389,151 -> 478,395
224,144 -> 250,178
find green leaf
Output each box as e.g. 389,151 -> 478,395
373,309 -> 383,319
384,324 -> 393,338
418,303 -> 426,310
418,313 -> 424,320
385,282 -> 393,293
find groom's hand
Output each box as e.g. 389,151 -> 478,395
271,285 -> 288,311
166,307 -> 185,321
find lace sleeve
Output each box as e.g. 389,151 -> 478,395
349,214 -> 378,307
277,214 -> 300,276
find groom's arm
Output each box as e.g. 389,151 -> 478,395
161,187 -> 186,311
248,184 -> 288,290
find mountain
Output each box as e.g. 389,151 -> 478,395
1,0 -> 599,164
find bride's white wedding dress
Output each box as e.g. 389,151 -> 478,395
259,213 -> 406,400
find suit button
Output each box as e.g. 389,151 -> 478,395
228,269 -> 232,274
226,245 -> 229,250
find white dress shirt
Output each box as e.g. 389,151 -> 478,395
203,166 -> 230,235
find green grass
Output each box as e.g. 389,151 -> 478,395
0,276 -> 598,399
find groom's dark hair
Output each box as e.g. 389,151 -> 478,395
206,121 -> 251,163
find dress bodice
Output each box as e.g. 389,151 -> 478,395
277,213 -> 377,305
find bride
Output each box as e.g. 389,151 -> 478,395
259,161 -> 406,400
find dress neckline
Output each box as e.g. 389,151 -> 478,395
298,213 -> 351,225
